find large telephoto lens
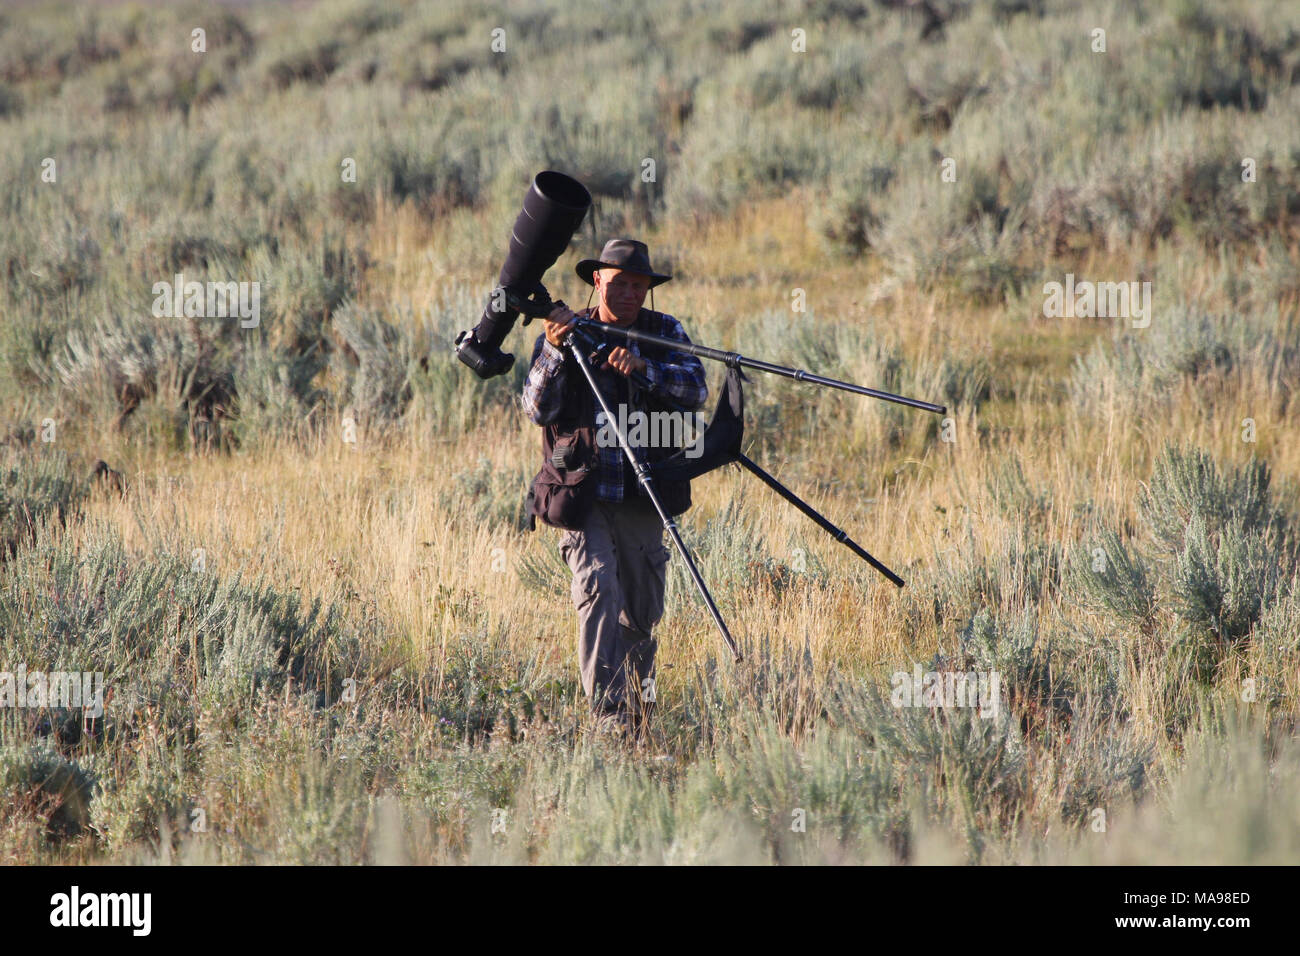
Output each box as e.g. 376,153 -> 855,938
456,171 -> 592,379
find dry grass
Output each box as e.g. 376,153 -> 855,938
2,0 -> 1298,864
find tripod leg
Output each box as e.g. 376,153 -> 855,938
735,452 -> 905,588
567,339 -> 743,662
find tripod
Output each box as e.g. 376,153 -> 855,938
514,286 -> 944,663
561,322 -> 742,662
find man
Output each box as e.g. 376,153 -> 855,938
521,238 -> 708,737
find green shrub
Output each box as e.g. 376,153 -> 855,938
0,743 -> 93,841
1069,527 -> 1158,631
0,447 -> 86,563
329,304 -> 417,428
1170,511 -> 1287,644
1141,442 -> 1282,550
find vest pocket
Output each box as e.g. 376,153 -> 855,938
527,459 -> 595,531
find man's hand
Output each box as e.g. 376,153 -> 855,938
605,346 -> 647,378
544,304 -> 578,348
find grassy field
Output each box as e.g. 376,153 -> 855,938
1,0 -> 1299,864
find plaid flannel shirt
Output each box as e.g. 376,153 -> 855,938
521,308 -> 709,504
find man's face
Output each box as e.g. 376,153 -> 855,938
594,268 -> 651,324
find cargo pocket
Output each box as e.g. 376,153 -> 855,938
558,530 -> 577,567
626,544 -> 671,634
649,544 -> 671,623
571,557 -> 613,613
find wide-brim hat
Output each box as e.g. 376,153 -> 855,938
576,238 -> 672,287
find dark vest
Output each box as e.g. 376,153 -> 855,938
525,308 -> 694,530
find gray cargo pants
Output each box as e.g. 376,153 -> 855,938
558,497 -> 671,715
